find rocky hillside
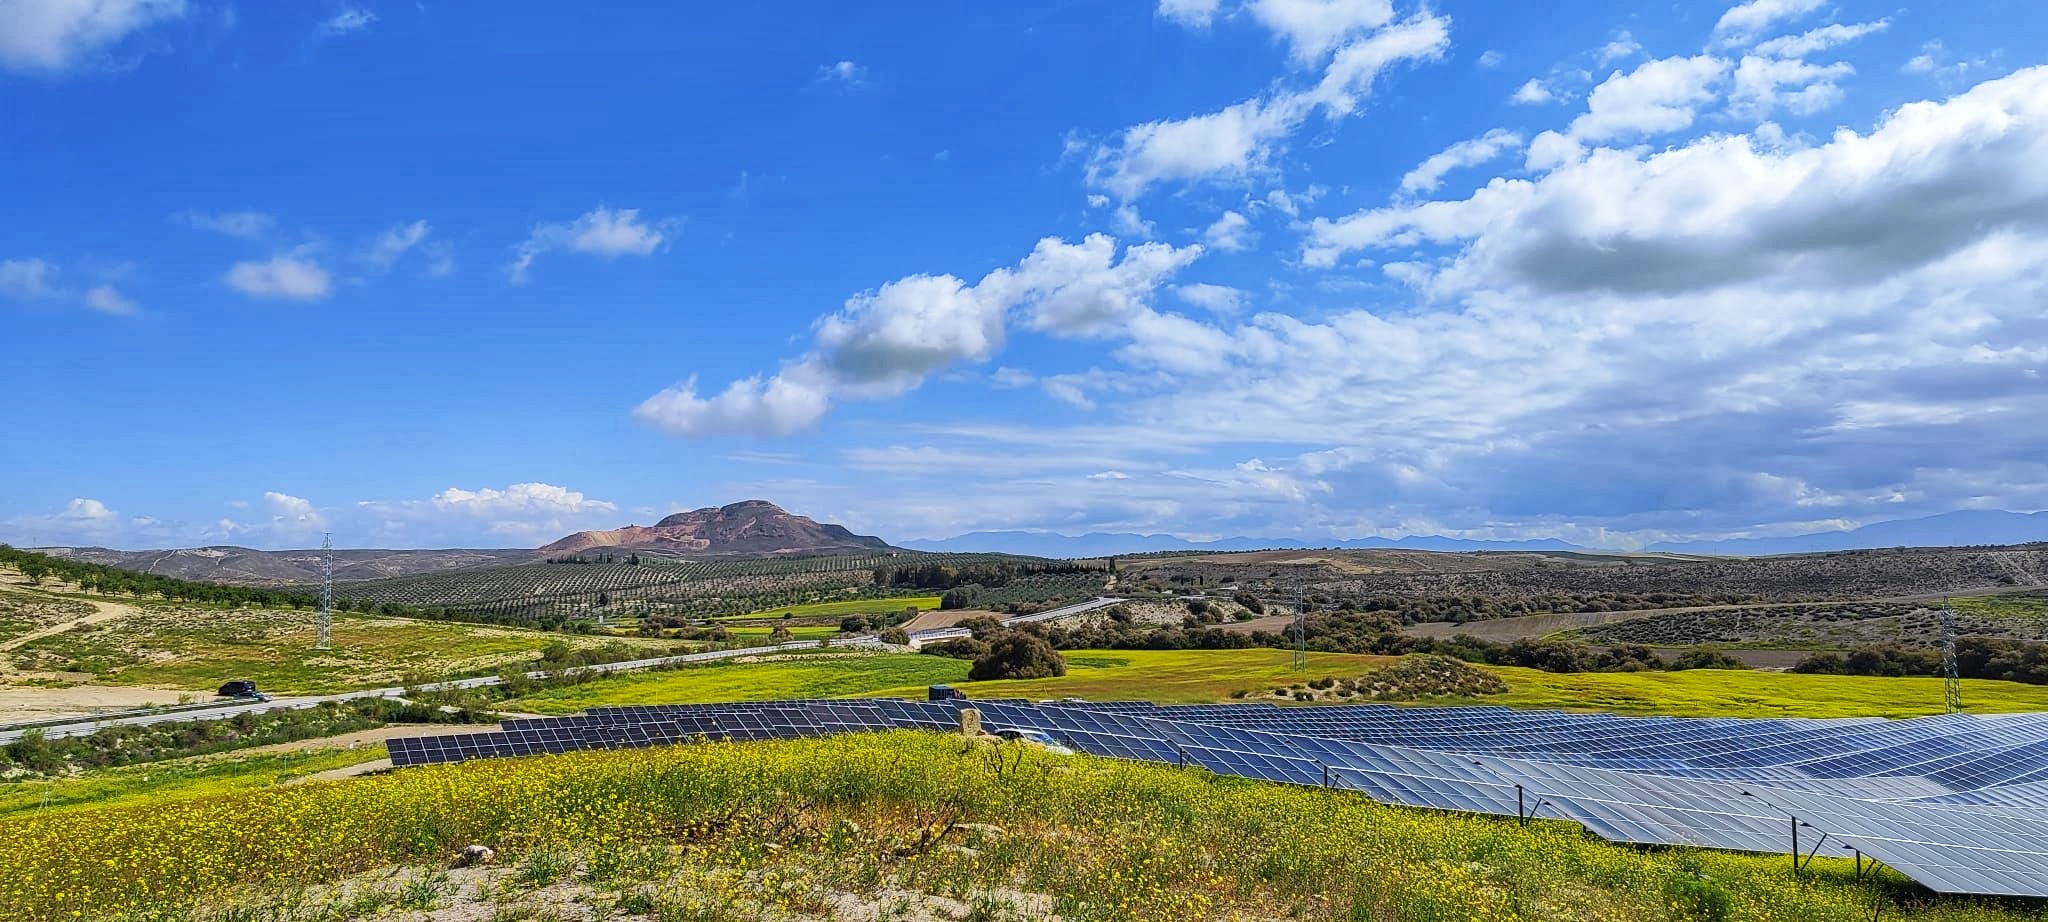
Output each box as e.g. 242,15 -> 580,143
538,500 -> 893,557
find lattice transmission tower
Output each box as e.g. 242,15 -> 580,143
1941,598 -> 1961,713
316,533 -> 333,651
1292,584 -> 1307,672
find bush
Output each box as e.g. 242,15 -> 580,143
920,637 -> 989,660
939,585 -> 983,610
1233,592 -> 1264,615
969,632 -> 1067,681
879,627 -> 910,646
1668,648 -> 1746,671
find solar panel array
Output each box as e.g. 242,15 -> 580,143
387,700 -> 2048,898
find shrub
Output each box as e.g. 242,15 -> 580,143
1668,648 -> 1747,671
968,632 -> 1067,681
920,637 -> 989,660
879,627 -> 910,646
1233,592 -> 1264,615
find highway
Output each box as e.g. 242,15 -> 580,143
0,636 -> 883,745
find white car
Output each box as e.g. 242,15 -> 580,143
991,727 -> 1075,755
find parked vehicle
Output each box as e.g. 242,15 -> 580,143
927,684 -> 968,701
991,727 -> 1074,755
216,680 -> 268,701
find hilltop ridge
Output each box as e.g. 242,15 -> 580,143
538,500 -> 892,557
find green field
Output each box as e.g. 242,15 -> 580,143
5,600 -> 678,694
512,648 -> 2048,719
723,623 -> 842,641
727,595 -> 941,620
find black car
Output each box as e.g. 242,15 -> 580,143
216,680 -> 264,699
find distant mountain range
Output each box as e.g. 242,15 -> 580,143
538,500 -> 892,557
900,531 -> 1585,557
1646,510 -> 2048,556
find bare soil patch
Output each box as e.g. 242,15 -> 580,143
901,609 -> 1001,632
0,682 -> 206,722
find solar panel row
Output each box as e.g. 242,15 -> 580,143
385,698 -> 2048,898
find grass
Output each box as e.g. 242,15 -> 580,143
0,744 -> 387,818
726,595 -> 941,620
3,732 -> 2032,922
512,652 -> 968,713
724,623 -> 842,640
1952,592 -> 2048,624
3,594 -> 678,694
1472,666 -> 2048,718
513,648 -> 2048,719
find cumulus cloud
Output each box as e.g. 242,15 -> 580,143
510,206 -> 671,283
1175,282 -> 1245,314
0,0 -> 188,75
225,253 -> 332,300
1306,67 -> 2048,293
1729,55 -> 1853,118
1511,78 -> 1557,104
1085,11 -> 1449,199
1397,129 -> 1521,195
356,482 -> 621,544
637,235 -> 1202,437
1203,211 -> 1255,251
1598,31 -> 1641,64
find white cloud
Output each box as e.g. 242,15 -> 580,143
1476,50 -> 1503,69
1112,203 -> 1156,238
1245,0 -> 1396,64
318,7 -> 375,36
1306,66 -> 2048,296
1176,282 -> 1246,314
1088,470 -> 1130,480
225,253 -> 332,300
1086,11 -> 1449,199
510,206 -> 670,283
1202,210 -> 1254,251
0,0 -> 188,75
1753,20 -> 1888,59
83,284 -> 137,315
0,258 -> 58,299
1730,55 -> 1853,118
177,210 -> 274,239
1711,0 -> 1824,48
356,482 -> 621,545
818,60 -> 866,86
1511,78 -> 1557,104
638,234 -> 1202,437
1156,0 -> 1221,28
1398,128 -> 1521,195
635,371 -> 835,438
1567,54 -> 1729,143
367,219 -> 430,269
262,491 -> 327,536
1901,41 -> 1986,81
1598,31 -> 1641,64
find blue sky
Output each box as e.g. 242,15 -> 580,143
3,0 -> 2045,550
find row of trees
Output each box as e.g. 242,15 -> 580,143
1,546 -> 321,609
1792,639 -> 2048,684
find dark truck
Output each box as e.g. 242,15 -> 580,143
927,684 -> 968,702
216,680 -> 269,701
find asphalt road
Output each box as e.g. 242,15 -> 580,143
0,636 -> 883,745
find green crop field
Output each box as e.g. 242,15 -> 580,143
3,732 -> 2030,922
1952,592 -> 2048,623
512,647 -> 2048,719
4,600 -> 679,694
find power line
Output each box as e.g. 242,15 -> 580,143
316,533 -> 333,651
1941,597 -> 1961,713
